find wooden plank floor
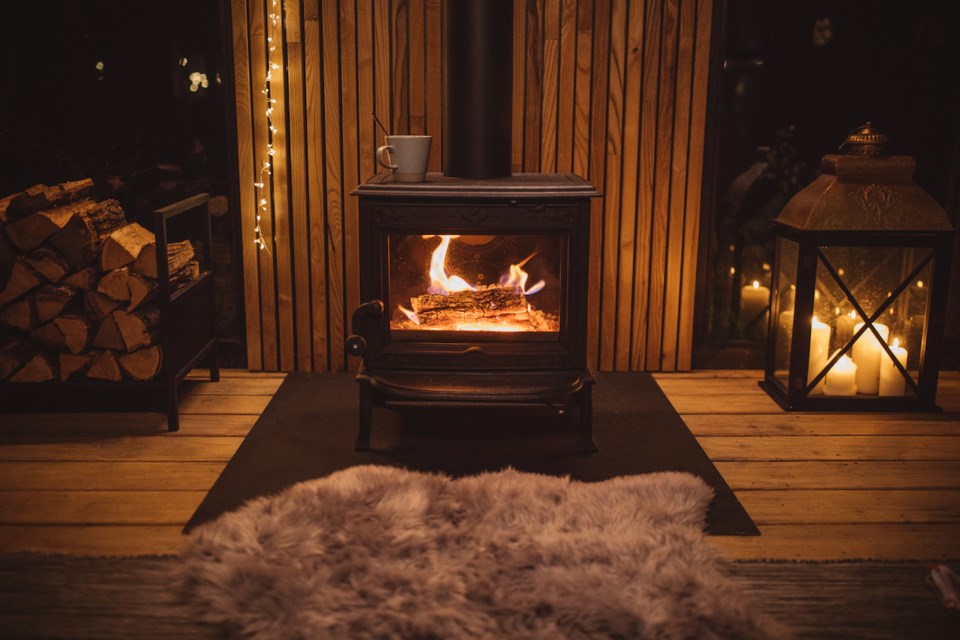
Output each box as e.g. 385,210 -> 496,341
654,369 -> 960,561
0,369 -> 958,561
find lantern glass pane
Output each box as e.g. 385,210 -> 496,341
813,246 -> 931,397
772,237 -> 799,388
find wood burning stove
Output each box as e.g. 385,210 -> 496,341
348,174 -> 600,450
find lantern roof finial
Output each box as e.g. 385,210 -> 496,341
840,122 -> 890,155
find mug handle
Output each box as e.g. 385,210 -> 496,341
376,144 -> 398,171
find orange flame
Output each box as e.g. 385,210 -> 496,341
427,235 -> 476,295
397,305 -> 420,325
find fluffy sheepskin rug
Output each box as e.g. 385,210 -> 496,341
180,466 -> 783,639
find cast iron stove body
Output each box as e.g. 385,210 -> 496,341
348,172 -> 600,450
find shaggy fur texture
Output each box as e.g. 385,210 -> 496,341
180,466 -> 784,639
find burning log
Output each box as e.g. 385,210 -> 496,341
410,287 -> 528,325
4,179 -> 95,221
50,199 -> 126,270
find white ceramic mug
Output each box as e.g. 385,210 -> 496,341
376,135 -> 432,182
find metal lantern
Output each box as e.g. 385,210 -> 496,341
760,124 -> 955,411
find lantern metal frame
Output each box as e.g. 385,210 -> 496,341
761,127 -> 954,412
760,226 -> 953,411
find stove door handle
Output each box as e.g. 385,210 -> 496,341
346,299 -> 384,357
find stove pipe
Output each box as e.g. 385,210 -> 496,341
442,0 -> 513,179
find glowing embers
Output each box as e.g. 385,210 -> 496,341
393,235 -> 560,332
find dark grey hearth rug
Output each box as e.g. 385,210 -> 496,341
186,372 -> 757,536
181,466 -> 781,639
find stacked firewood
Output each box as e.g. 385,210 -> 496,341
0,179 -> 199,383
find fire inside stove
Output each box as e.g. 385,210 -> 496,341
388,233 -> 562,333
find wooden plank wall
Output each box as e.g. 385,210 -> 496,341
230,0 -> 713,372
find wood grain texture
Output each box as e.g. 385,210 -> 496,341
676,0 -> 712,370
339,0 -> 361,373
284,0 -> 313,371
321,0 -> 345,372
231,0 -> 715,372
249,0 -> 278,370
267,0 -> 296,372
0,370 -> 957,568
599,0 -> 626,372
230,0 -> 263,371
540,0 -> 560,173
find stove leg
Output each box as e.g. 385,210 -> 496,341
575,386 -> 597,452
356,383 -> 373,451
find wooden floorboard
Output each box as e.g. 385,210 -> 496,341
0,368 -> 957,564
655,369 -> 960,562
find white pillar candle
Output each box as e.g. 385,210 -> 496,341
808,316 -> 831,395
852,321 -> 889,395
879,338 -> 909,397
835,310 -> 858,350
823,353 -> 858,396
739,280 -> 770,328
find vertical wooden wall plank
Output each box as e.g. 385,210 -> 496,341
599,0 -> 626,371
249,0 -> 279,370
613,0 -> 645,371
523,0 -> 542,173
660,0 -> 695,371
540,0 -> 559,173
677,0 -> 712,370
374,1 -> 392,140
512,0 -> 527,174
340,0 -> 361,373
234,0 -> 716,372
556,0 -> 577,173
409,0 -> 425,134
321,0 -> 345,372
425,0 -> 442,172
284,0 -> 313,370
392,0 -> 409,135
268,0 -> 296,371
230,0 -> 263,370
586,0 -> 611,370
572,0 -> 594,178
357,0 -> 376,181
645,0 -> 678,371
303,0 -> 328,370
630,0 -> 662,370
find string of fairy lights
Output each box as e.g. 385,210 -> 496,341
253,0 -> 281,253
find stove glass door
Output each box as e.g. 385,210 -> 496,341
387,233 -> 563,337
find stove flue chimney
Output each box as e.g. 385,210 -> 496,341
442,0 -> 513,180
